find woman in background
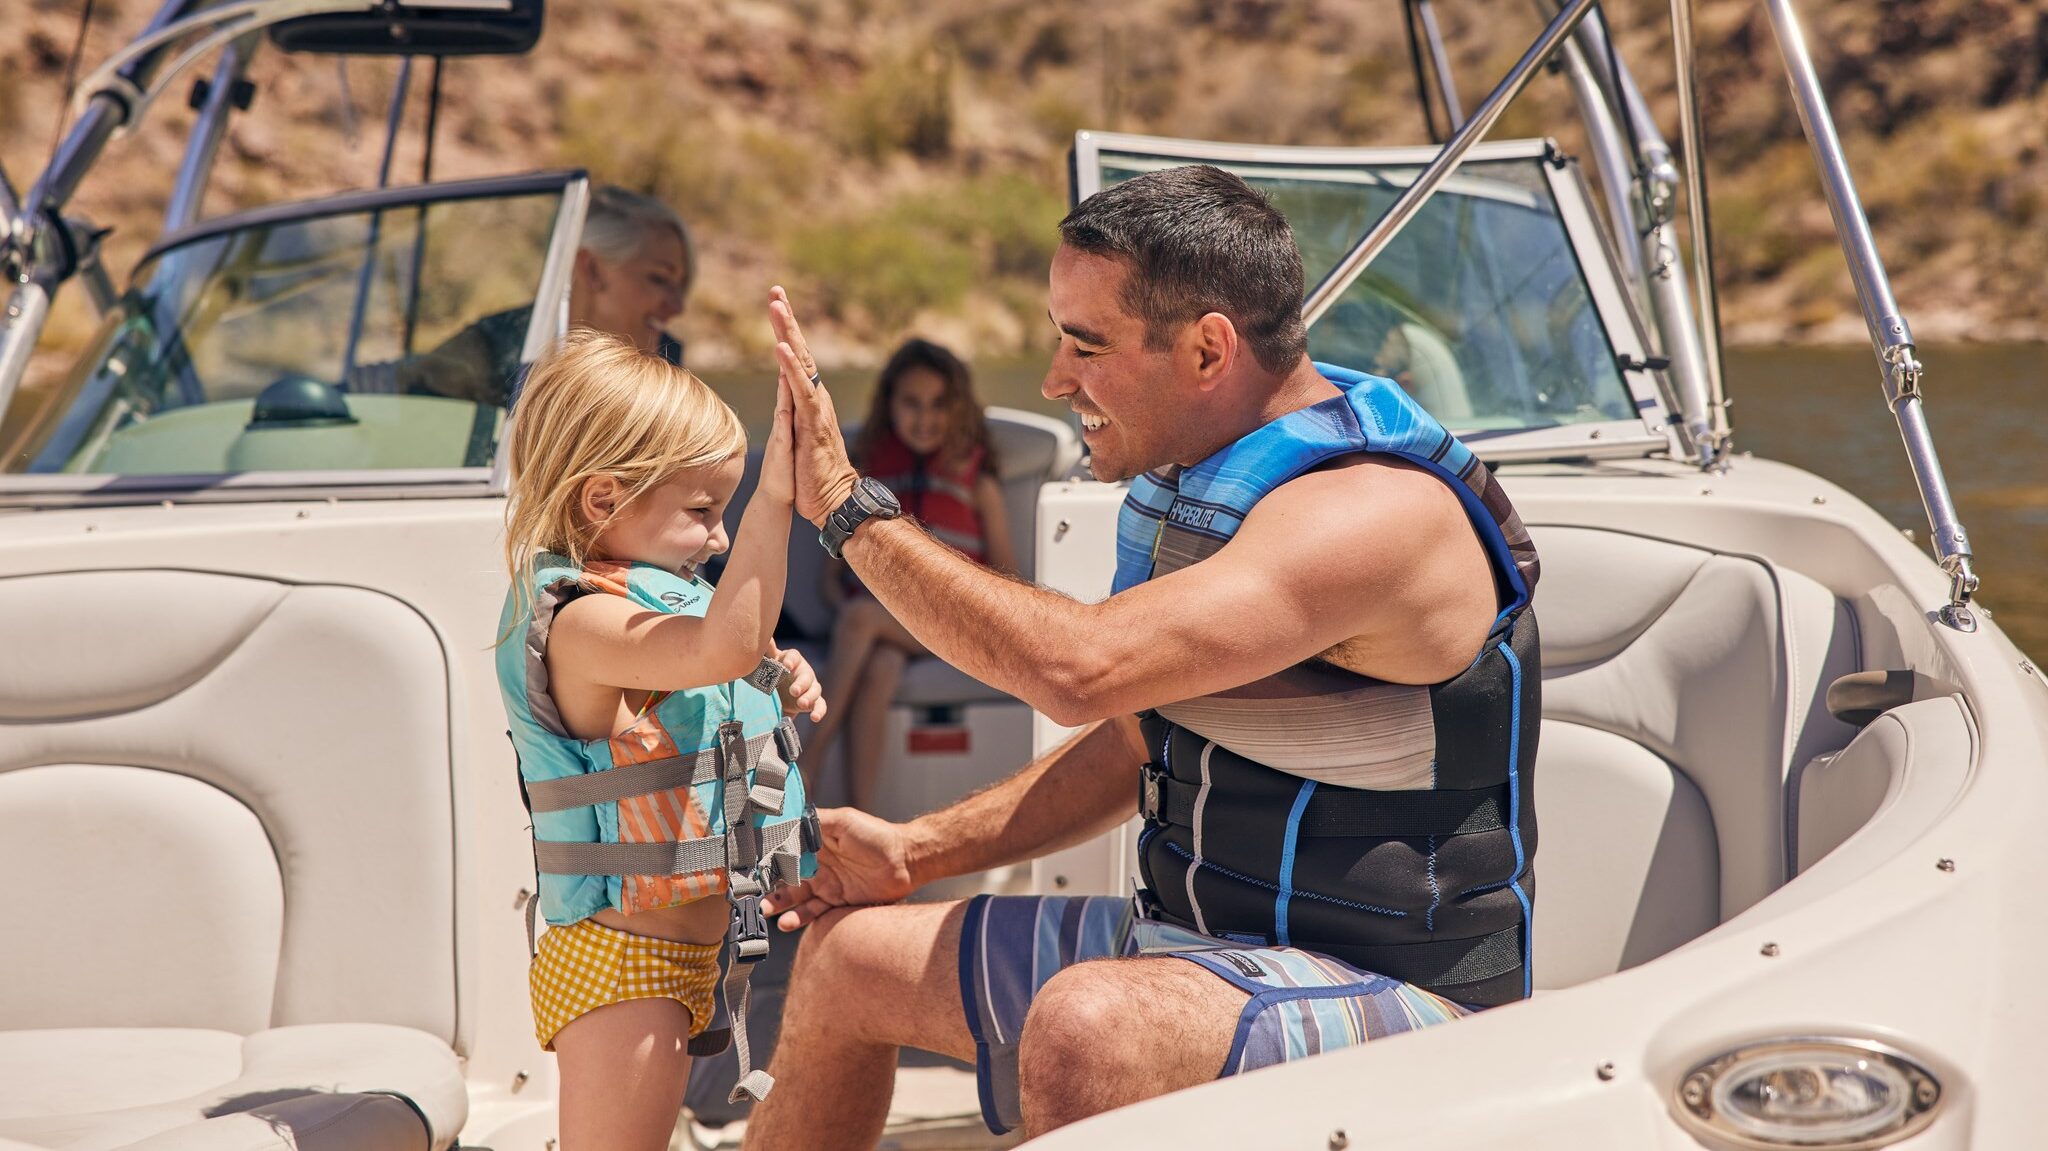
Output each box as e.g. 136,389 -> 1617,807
813,338 -> 1014,810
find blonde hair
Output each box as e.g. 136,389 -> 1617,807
502,328 -> 746,631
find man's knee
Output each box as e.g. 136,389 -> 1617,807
1016,959 -> 1240,1131
1017,963 -> 1151,1081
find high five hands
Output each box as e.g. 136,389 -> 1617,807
769,286 -> 860,528
760,287 -> 918,930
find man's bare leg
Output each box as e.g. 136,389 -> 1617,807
742,901 -> 975,1151
1016,956 -> 1246,1136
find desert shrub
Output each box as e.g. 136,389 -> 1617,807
924,173 -> 1067,277
558,81 -> 814,235
790,207 -> 978,329
831,43 -> 955,162
788,172 -> 1064,329
1028,91 -> 1092,147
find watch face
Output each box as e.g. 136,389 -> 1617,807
856,476 -> 901,516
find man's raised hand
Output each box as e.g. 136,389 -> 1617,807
761,806 -> 917,931
769,286 -> 859,526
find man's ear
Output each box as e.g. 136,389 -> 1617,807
1189,312 -> 1239,390
578,474 -> 621,528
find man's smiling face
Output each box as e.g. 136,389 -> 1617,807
1042,245 -> 1185,482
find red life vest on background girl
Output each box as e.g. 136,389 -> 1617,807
863,427 -> 989,561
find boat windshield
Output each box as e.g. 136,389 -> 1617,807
1084,137 -> 1658,445
2,182 -> 569,480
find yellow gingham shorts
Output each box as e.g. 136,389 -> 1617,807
530,917 -> 722,1050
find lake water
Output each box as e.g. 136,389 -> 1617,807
708,342 -> 2046,658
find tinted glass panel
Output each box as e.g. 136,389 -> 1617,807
4,190 -> 560,475
1097,153 -> 1634,431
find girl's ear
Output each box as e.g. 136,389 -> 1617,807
577,474 -> 621,528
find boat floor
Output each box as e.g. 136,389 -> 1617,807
680,1056 -> 1020,1150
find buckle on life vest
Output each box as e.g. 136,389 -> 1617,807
728,870 -> 771,963
1138,762 -> 1168,825
1130,879 -> 1163,921
729,892 -> 770,964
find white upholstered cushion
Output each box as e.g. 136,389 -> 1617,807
0,1025 -> 464,1151
0,573 -> 457,1040
1526,525 -> 1859,982
1530,722 -> 1718,989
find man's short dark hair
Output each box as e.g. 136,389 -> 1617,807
1058,165 -> 1309,374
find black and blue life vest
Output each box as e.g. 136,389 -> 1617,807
1120,362 -> 1542,1009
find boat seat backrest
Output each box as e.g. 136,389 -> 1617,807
1525,526 -> 1859,988
0,570 -> 457,1040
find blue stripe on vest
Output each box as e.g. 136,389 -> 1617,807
1274,779 -> 1317,947
1112,363 -> 1528,610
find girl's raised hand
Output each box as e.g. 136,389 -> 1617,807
755,352 -> 798,506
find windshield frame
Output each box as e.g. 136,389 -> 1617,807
1070,131 -> 1676,463
0,171 -> 590,508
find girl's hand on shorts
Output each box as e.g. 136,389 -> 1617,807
755,358 -> 798,507
771,644 -> 826,722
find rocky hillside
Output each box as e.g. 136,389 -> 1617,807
4,0 -> 2045,379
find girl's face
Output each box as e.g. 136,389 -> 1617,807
588,454 -> 743,576
888,366 -> 953,456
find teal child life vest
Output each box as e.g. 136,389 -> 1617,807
496,554 -> 816,1101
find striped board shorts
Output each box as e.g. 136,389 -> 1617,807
529,917 -> 722,1050
959,894 -> 1471,1135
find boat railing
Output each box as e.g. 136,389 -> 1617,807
1759,0 -> 1980,629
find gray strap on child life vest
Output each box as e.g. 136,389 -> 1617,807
715,717 -> 778,1103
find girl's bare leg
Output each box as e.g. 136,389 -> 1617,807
811,598 -> 886,762
551,997 -> 695,1151
847,645 -> 909,810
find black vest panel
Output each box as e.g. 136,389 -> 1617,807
1136,610 -> 1541,1009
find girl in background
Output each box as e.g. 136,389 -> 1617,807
814,338 -> 1014,809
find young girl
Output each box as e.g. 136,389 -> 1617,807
495,329 -> 823,1150
813,338 -> 1015,809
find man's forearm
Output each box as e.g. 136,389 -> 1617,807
842,516 -> 1104,720
903,715 -> 1147,887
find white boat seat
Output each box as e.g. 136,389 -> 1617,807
0,1026 -> 463,1151
0,572 -> 465,1150
1525,525 -> 1860,988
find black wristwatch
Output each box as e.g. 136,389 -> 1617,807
818,476 -> 901,559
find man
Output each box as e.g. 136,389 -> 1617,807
747,165 -> 1541,1145
397,185 -> 691,406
